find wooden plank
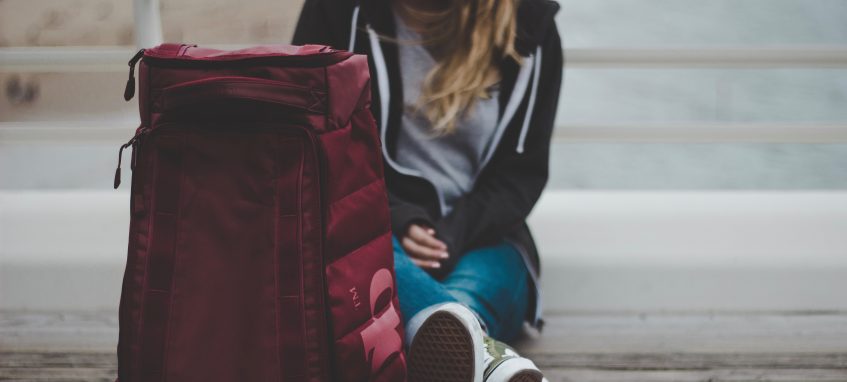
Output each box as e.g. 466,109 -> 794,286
544,368 -> 847,382
514,311 -> 847,354
0,353 -> 115,381
2,352 -> 845,381
2,311 -> 846,380
4,311 -> 847,354
0,352 -> 116,368
527,352 -> 847,370
0,352 -> 811,370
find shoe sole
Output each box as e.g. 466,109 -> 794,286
407,310 -> 477,382
509,370 -> 544,382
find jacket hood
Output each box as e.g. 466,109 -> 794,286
515,0 -> 561,55
360,0 -> 561,56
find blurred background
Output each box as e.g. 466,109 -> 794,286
1,0 -> 846,380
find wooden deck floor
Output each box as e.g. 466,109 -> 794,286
2,310 -> 847,381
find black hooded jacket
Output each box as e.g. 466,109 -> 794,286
293,0 -> 562,328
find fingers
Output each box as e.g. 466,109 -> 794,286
407,225 -> 448,251
401,236 -> 448,261
403,224 -> 451,270
410,257 -> 441,269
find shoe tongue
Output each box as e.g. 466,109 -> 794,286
482,336 -> 518,370
482,337 -> 496,368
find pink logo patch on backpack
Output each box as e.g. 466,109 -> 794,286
360,268 -> 404,374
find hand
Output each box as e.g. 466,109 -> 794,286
401,224 -> 449,270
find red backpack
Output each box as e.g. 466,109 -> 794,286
115,43 -> 406,382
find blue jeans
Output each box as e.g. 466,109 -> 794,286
392,236 -> 530,342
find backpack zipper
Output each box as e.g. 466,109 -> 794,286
114,126 -> 150,189
124,49 -> 146,101
113,122 -> 317,189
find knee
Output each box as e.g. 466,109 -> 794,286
495,243 -> 526,270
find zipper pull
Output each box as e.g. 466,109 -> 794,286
124,49 -> 145,101
114,126 -> 149,189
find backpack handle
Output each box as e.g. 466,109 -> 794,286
159,77 -> 327,114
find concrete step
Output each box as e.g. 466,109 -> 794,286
2,190 -> 846,311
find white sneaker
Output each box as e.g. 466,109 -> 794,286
481,336 -> 544,382
405,302 -> 485,382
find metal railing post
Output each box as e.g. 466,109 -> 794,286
133,0 -> 163,48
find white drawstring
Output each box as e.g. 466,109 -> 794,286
367,26 -> 391,138
348,5 -> 360,52
478,53 -> 534,169
516,46 -> 542,154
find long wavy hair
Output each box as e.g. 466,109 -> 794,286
393,0 -> 521,134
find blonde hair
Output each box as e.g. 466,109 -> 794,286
394,0 -> 521,134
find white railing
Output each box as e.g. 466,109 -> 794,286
0,46 -> 135,73
132,0 -> 163,49
3,46 -> 847,72
554,122 -> 847,143
3,121 -> 847,143
566,46 -> 847,68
